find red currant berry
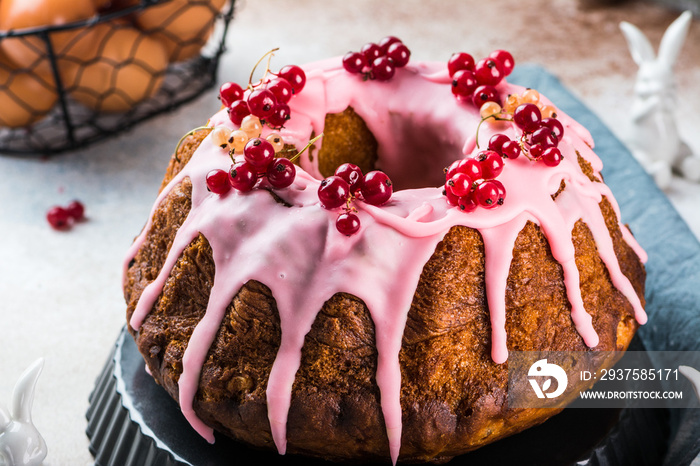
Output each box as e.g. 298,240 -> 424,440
206,169 -> 232,194
493,179 -> 506,202
229,161 -> 258,192
244,137 -> 275,171
458,192 -> 479,213
447,172 -> 473,197
66,200 -> 85,220
336,211 -> 361,236
444,181 -> 460,206
477,150 -> 504,179
361,171 -> 393,206
530,126 -> 558,148
474,58 -> 504,86
361,42 -> 382,62
219,82 -> 244,108
378,36 -> 402,54
266,78 -> 293,104
343,51 -> 368,74
228,100 -> 250,125
47,206 -> 71,230
513,103 -> 542,133
335,163 -> 364,193
501,140 -> 522,159
475,180 -> 505,209
247,88 -> 277,119
278,65 -> 306,94
449,157 -> 483,182
451,69 -> 478,100
541,117 -> 564,140
386,42 -> 410,67
529,143 -> 545,160
371,56 -> 395,81
471,85 -> 500,107
447,52 -> 475,77
445,159 -> 465,180
266,102 -> 291,128
267,158 -> 297,188
488,50 -> 515,76
318,176 -> 350,210
487,134 -> 511,155
541,147 -> 563,167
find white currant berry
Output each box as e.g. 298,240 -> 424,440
211,127 -> 231,149
228,129 -> 248,154
480,101 -> 502,119
266,132 -> 285,152
240,114 -> 263,139
521,88 -> 540,104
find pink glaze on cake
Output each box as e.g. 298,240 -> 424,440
125,58 -> 647,465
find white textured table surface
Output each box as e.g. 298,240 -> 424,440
0,1 -> 699,465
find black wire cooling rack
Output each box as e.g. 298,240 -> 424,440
0,0 -> 235,156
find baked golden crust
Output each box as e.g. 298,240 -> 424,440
124,113 -> 645,463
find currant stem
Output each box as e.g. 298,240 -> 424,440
288,133 -> 324,164
475,113 -> 512,149
248,48 -> 280,90
518,137 -> 534,161
345,195 -> 357,212
174,126 -> 213,162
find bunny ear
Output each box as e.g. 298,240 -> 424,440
0,402 -> 10,431
658,10 -> 693,67
10,358 -> 44,423
620,20 -> 656,65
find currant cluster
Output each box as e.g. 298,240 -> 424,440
487,108 -> 564,167
219,57 -> 306,129
449,49 -> 514,107
443,82 -> 568,212
46,200 -> 85,230
342,36 -> 411,82
205,121 -> 296,195
318,163 -> 393,235
501,88 -> 558,120
443,152 -> 506,212
478,87 -> 559,124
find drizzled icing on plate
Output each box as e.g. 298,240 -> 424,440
125,59 -> 647,465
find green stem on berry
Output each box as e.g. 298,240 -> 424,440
174,126 -> 212,162
475,113 -> 512,149
287,133 -> 324,164
248,48 -> 280,90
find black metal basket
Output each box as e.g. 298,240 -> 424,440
0,0 -> 235,156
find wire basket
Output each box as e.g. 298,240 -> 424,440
0,0 -> 235,156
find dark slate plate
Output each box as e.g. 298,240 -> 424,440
86,65 -> 700,465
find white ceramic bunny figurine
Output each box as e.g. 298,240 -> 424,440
679,365 -> 700,402
620,10 -> 700,190
0,358 -> 47,466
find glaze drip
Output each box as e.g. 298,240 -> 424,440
125,59 -> 646,465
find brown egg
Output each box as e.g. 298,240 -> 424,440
0,52 -> 58,128
134,0 -> 226,62
92,0 -> 112,11
68,22 -> 168,113
0,0 -> 97,75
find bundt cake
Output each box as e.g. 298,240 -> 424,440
123,38 -> 647,464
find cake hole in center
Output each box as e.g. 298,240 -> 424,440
318,107 -> 465,191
